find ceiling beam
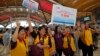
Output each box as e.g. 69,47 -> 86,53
73,0 -> 86,7
76,0 -> 93,8
83,3 -> 100,11
78,0 -> 100,11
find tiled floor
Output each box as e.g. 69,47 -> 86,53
93,42 -> 100,56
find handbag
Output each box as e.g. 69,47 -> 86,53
29,42 -> 44,56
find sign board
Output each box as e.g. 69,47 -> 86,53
51,4 -> 77,26
22,0 -> 38,12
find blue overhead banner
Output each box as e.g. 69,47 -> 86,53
22,0 -> 38,12
51,4 -> 77,26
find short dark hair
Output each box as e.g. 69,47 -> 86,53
18,26 -> 25,33
25,27 -> 29,31
38,25 -> 46,31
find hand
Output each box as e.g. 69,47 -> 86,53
52,50 -> 56,53
37,44 -> 43,49
50,50 -> 56,55
44,45 -> 49,48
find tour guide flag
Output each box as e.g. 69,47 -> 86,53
22,0 -> 38,12
51,4 -> 77,26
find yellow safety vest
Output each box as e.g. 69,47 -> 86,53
11,39 -> 27,56
50,37 -> 56,52
63,36 -> 76,52
84,29 -> 93,46
44,36 -> 50,56
34,35 -> 50,56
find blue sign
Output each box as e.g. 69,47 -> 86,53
22,0 -> 38,12
51,5 -> 77,26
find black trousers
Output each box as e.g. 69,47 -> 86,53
55,49 -> 62,56
82,45 -> 93,56
63,48 -> 74,56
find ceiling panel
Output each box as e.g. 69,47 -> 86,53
54,0 -> 100,11
0,0 -> 100,11
77,0 -> 100,11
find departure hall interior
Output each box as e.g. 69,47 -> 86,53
0,0 -> 100,56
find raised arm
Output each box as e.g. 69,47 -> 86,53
27,15 -> 33,32
12,20 -> 20,42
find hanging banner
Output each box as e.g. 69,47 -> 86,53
22,0 -> 38,12
51,4 -> 77,26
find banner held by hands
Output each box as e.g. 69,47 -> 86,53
51,4 -> 77,26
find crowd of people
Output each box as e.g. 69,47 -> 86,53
0,16 -> 100,56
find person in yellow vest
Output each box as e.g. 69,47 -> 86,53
80,22 -> 93,56
11,20 -> 29,56
29,25 -> 52,56
27,16 -> 52,56
62,26 -> 76,56
46,27 -> 56,56
25,27 -> 30,43
28,18 -> 51,56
